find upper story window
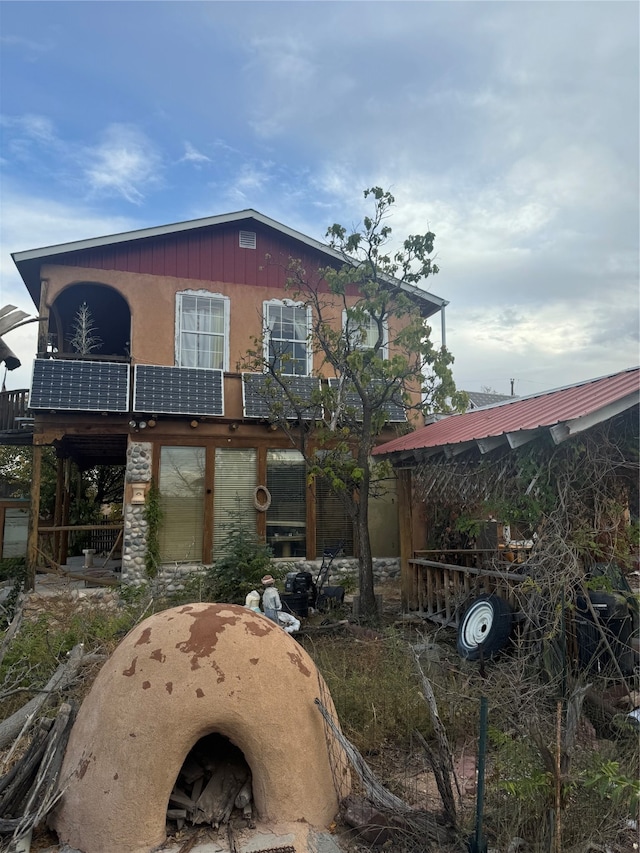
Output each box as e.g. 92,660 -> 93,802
343,309 -> 388,358
263,300 -> 312,376
176,292 -> 229,371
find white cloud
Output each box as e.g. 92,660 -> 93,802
180,142 -> 211,165
0,33 -> 53,57
0,113 -> 56,144
83,124 -> 162,204
222,161 -> 276,206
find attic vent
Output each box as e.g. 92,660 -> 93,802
239,230 -> 257,250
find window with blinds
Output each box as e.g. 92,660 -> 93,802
315,477 -> 354,557
266,449 -> 306,558
213,448 -> 257,557
158,446 -> 205,562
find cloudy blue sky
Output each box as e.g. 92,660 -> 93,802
1,1 -> 638,396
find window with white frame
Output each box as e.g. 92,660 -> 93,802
342,309 -> 388,358
176,292 -> 229,370
263,300 -> 312,376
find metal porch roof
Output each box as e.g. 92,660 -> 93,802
374,366 -> 640,461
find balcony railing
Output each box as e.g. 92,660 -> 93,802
0,389 -> 30,431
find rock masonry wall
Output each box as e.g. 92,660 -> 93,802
122,440 -> 152,586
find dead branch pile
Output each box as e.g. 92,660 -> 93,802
0,701 -> 75,842
0,643 -> 86,752
315,698 -> 455,851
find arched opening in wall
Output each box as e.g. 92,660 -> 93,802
49,282 -> 131,358
167,732 -> 253,835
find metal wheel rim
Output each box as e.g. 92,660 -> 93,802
462,602 -> 495,648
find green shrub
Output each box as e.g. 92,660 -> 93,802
199,513 -> 278,605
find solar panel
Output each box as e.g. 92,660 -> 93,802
133,365 -> 224,416
29,359 -> 130,412
242,373 -> 322,420
328,378 -> 407,422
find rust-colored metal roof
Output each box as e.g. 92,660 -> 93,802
374,366 -> 640,459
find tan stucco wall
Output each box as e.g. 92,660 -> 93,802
52,603 -> 350,853
40,263 -> 423,404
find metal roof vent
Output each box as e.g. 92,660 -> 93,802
239,230 -> 256,249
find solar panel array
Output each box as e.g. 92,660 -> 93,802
242,373 -> 322,420
133,365 -> 224,416
328,378 -> 407,422
30,359 -> 130,412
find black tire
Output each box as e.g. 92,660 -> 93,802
457,594 -> 513,661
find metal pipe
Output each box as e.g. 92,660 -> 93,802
473,696 -> 488,853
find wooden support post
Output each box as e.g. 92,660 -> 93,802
36,280 -> 50,356
426,565 -> 434,617
444,568 -> 451,623
397,469 -> 415,609
202,445 -> 214,562
306,475 -> 316,560
26,445 -> 43,590
54,456 -> 64,563
60,457 -> 71,566
256,447 -> 267,543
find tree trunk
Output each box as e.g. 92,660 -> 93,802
355,424 -> 377,620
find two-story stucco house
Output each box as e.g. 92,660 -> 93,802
10,210 -> 448,586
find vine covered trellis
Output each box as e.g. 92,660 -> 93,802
414,406 -> 639,570
414,406 -> 639,678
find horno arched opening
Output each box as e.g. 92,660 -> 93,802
168,732 -> 253,831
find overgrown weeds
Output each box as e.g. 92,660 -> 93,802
301,629 -> 434,754
0,583 -> 637,852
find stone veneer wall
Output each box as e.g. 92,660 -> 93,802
150,557 -> 400,596
122,439 -> 400,592
121,440 -> 152,587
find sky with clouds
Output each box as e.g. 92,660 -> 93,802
1,1 -> 638,397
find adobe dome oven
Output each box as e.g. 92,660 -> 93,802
52,603 -> 350,853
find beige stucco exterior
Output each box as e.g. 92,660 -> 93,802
40,263 -> 424,410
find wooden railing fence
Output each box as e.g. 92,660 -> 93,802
0,390 -> 30,431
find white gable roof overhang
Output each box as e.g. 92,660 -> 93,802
12,209 -> 448,319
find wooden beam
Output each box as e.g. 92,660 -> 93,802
54,456 -> 64,563
39,524 -> 123,532
36,279 -> 49,355
60,457 -> 72,566
256,447 -> 267,542
203,445 -> 215,562
306,476 -> 316,560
